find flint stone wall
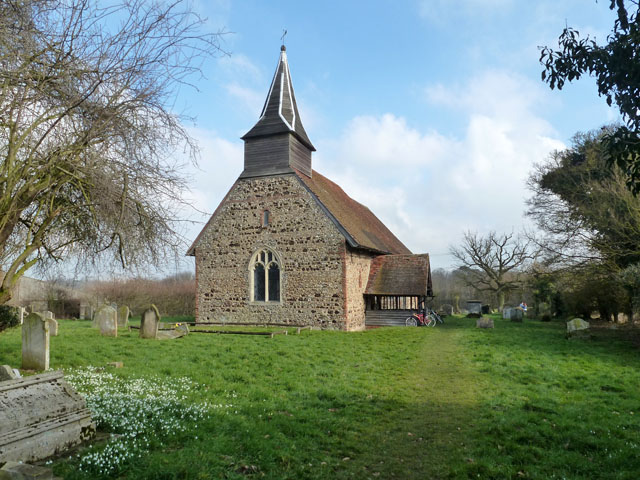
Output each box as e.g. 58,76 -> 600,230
0,371 -> 95,463
195,174 -> 367,330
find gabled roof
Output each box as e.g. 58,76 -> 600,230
242,46 -> 315,151
365,254 -> 433,296
296,170 -> 411,255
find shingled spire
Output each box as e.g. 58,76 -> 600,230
240,46 -> 315,179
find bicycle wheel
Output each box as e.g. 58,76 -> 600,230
405,316 -> 418,327
427,314 -> 437,327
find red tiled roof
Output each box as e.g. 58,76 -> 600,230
296,170 -> 411,255
365,254 -> 432,296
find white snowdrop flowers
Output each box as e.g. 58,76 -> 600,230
64,367 -> 219,477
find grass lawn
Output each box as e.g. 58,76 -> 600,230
1,315 -> 639,479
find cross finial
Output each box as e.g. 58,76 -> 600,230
281,29 -> 287,49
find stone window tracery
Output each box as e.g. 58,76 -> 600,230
249,247 -> 281,303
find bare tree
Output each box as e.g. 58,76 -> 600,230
0,0 -> 225,303
449,231 -> 540,310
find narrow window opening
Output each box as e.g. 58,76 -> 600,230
268,264 -> 280,301
254,263 -> 265,301
262,210 -> 270,227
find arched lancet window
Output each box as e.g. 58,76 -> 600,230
249,247 -> 281,303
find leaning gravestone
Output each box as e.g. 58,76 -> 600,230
140,305 -> 160,339
0,371 -> 95,463
97,306 -> 117,337
47,318 -> 59,337
117,305 -> 130,328
22,313 -> 49,371
476,317 -> 495,329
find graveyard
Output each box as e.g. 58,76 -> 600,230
1,314 -> 640,479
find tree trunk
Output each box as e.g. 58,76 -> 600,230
498,291 -> 505,311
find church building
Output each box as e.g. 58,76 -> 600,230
187,46 -> 433,330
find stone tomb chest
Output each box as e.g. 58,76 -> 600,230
0,371 -> 95,462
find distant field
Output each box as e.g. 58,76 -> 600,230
1,316 -> 639,479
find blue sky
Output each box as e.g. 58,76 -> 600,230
175,0 -> 618,271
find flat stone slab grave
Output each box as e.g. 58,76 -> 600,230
0,371 -> 95,463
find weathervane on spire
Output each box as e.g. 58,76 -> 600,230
281,29 -> 287,50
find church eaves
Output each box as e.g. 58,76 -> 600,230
241,46 -> 315,151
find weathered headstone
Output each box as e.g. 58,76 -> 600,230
96,306 -> 117,337
0,365 -> 16,382
476,317 -> 494,329
47,318 -> 59,337
93,304 -> 111,328
18,307 -> 25,325
140,305 -> 160,339
0,371 -> 95,463
41,311 -> 54,321
21,313 -> 49,371
466,301 -> 482,314
566,318 -> 589,333
117,305 -> 130,328
503,307 -> 523,322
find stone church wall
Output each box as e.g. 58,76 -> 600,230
343,247 -> 373,331
194,174 -> 348,329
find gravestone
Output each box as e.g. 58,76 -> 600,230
117,305 -> 130,328
140,305 -> 160,339
476,317 -> 494,329
466,301 -> 482,314
47,318 -> 59,337
157,323 -> 189,340
42,311 -> 54,320
22,313 -> 49,371
503,307 -> 523,322
176,323 -> 189,336
0,365 -> 16,382
97,306 -> 117,337
0,371 -> 95,463
566,318 -> 589,333
93,304 -> 111,328
566,318 -> 590,339
18,307 -> 25,325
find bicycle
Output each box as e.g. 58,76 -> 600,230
429,308 -> 444,325
405,311 -> 437,327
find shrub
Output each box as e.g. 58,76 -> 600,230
0,305 -> 20,332
541,313 -> 552,322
